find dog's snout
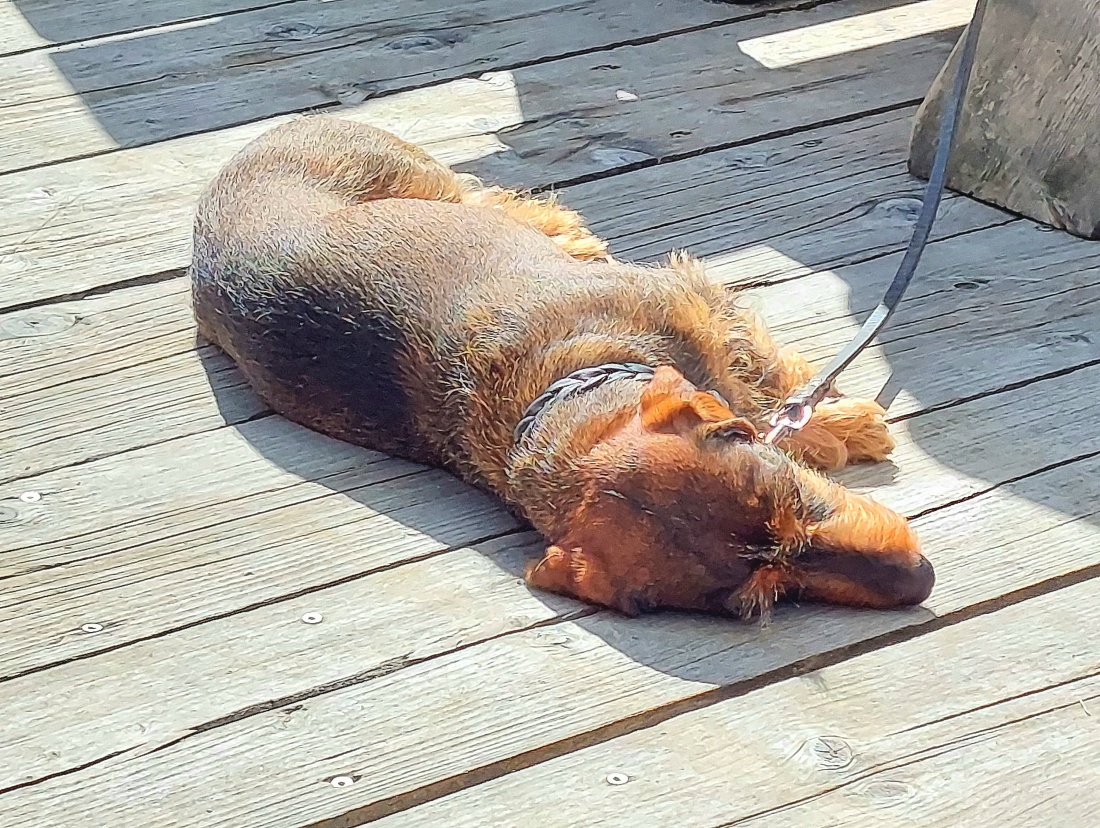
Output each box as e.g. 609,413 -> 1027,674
797,547 -> 935,608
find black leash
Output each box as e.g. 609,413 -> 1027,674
764,0 -> 989,445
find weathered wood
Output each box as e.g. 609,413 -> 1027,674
4,446 -> 1099,826
910,0 -> 1100,239
0,0 -> 286,55
0,422 -> 520,677
0,0 -> 973,307
562,107 -> 1007,268
370,573 -> 1100,828
0,75 -> 522,309
0,0 -> 793,171
0,111 -> 1012,483
742,218 -> 1100,420
0,532 -> 587,789
4,357 -> 1099,790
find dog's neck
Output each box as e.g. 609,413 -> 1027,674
503,377 -> 644,537
503,365 -> 730,538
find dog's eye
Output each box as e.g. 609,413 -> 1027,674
707,420 -> 756,443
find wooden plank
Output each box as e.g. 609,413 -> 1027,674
561,106 -> 1007,269
369,571 -> 1100,828
0,0 -> 288,56
0,532 -> 587,790
0,419 -> 520,677
911,0 -> 1100,240
739,218 -> 1100,420
3,445 -> 1098,826
0,110 -> 1010,482
0,0 -> 973,306
0,75 -> 523,309
3,353 -> 1098,791
0,0 -> 773,171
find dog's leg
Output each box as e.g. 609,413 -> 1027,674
729,303 -> 895,470
457,182 -> 610,262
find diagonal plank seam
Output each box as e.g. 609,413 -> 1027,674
0,524 -> 530,685
0,603 -> 597,798
889,355 -> 1100,425
1,0 -> 304,58
0,461 -> 426,574
532,98 -> 928,193
303,551 -> 1100,828
711,685 -> 1100,827
0,0 -> 843,179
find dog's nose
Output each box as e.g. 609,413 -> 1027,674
897,554 -> 935,606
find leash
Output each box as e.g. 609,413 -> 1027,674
763,0 -> 989,446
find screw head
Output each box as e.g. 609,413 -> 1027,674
605,772 -> 630,786
81,623 -> 104,633
19,491 -> 41,503
330,776 -> 354,788
301,612 -> 323,625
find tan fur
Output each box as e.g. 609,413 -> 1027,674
190,116 -> 934,619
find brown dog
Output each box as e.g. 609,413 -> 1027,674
190,116 -> 933,619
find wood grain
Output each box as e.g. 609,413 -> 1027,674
0,0 -> 771,170
0,110 -> 1010,483
0,0 -> 289,55
4,444 -> 1099,825
0,420 -> 520,677
0,74 -> 523,309
369,573 -> 1100,828
911,0 -> 1100,239
0,0 -> 973,306
741,218 -> 1100,420
0,532 -> 586,790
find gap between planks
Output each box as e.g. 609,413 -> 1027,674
0,0 -> 976,308
4,444 -> 1099,825
366,571 -> 1100,828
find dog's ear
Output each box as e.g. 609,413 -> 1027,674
525,494 -> 662,617
641,366 -> 733,435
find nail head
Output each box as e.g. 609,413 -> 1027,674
19,491 -> 41,503
330,776 -> 355,788
81,623 -> 104,633
301,612 -> 323,624
605,772 -> 630,786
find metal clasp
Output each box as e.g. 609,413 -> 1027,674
762,400 -> 813,445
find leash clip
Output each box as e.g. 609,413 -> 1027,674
763,400 -> 813,445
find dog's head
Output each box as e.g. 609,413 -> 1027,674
548,367 -> 933,617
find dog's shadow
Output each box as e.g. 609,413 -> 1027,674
198,343 -> 932,691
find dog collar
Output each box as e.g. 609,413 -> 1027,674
513,362 -> 656,444
512,362 -> 731,445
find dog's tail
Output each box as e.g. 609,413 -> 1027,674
456,178 -> 609,261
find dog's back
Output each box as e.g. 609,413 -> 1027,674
190,117 -> 587,473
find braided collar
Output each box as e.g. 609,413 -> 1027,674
513,362 -> 656,444
512,362 -> 730,445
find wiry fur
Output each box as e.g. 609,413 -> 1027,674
190,116 -> 934,620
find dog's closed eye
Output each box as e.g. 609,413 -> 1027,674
704,418 -> 758,443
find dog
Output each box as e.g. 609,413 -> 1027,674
189,116 -> 934,620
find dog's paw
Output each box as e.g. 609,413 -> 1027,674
814,398 -> 896,463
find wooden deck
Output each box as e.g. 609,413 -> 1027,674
2,0 -> 1098,824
